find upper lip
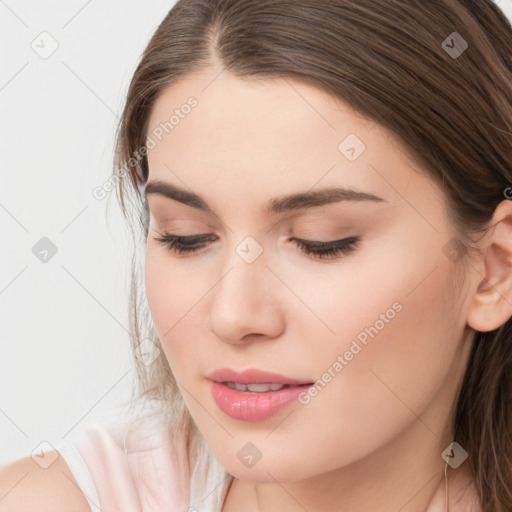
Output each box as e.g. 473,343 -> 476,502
206,368 -> 314,386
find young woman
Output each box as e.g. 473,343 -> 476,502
1,1 -> 511,511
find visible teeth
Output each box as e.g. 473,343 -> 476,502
269,383 -> 287,391
224,382 -> 287,392
247,383 -> 285,392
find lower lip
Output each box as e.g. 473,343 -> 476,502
209,381 -> 313,421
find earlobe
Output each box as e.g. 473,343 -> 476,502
466,199 -> 512,333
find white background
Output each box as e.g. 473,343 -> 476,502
1,0 -> 511,465
0,0 -> 178,464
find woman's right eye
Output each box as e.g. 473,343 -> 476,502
153,232 -> 361,261
153,233 -> 217,255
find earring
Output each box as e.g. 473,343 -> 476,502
444,460 -> 449,512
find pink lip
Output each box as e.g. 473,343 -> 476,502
206,368 -> 314,421
206,367 -> 313,385
209,381 -> 313,421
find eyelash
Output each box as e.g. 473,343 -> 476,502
153,232 -> 360,261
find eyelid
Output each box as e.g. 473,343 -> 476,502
152,231 -> 360,261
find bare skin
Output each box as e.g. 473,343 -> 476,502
223,459 -> 482,511
143,62 -> 512,512
0,451 -> 91,512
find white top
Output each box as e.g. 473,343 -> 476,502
53,410 -> 229,511
55,442 -> 101,510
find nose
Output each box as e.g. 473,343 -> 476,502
208,248 -> 285,345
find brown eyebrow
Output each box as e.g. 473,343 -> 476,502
144,179 -> 386,214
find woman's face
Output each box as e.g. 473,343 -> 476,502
143,68 -> 475,483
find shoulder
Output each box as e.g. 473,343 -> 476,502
0,451 -> 91,512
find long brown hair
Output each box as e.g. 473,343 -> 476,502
111,1 -> 512,510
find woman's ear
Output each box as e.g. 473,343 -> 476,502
466,199 -> 512,332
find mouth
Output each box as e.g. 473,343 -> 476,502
206,367 -> 314,387
221,381 -> 312,393
207,368 -> 316,421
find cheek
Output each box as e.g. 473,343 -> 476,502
144,248 -> 214,376
144,251 -> 176,331
292,257 -> 459,462
144,246 -> 203,326
297,222 -> 458,377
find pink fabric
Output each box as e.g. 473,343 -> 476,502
74,411 -> 192,512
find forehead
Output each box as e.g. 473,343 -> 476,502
146,70 -> 382,166
147,69 -> 350,131
144,70 -> 440,219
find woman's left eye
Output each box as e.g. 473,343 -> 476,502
153,232 -> 361,261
